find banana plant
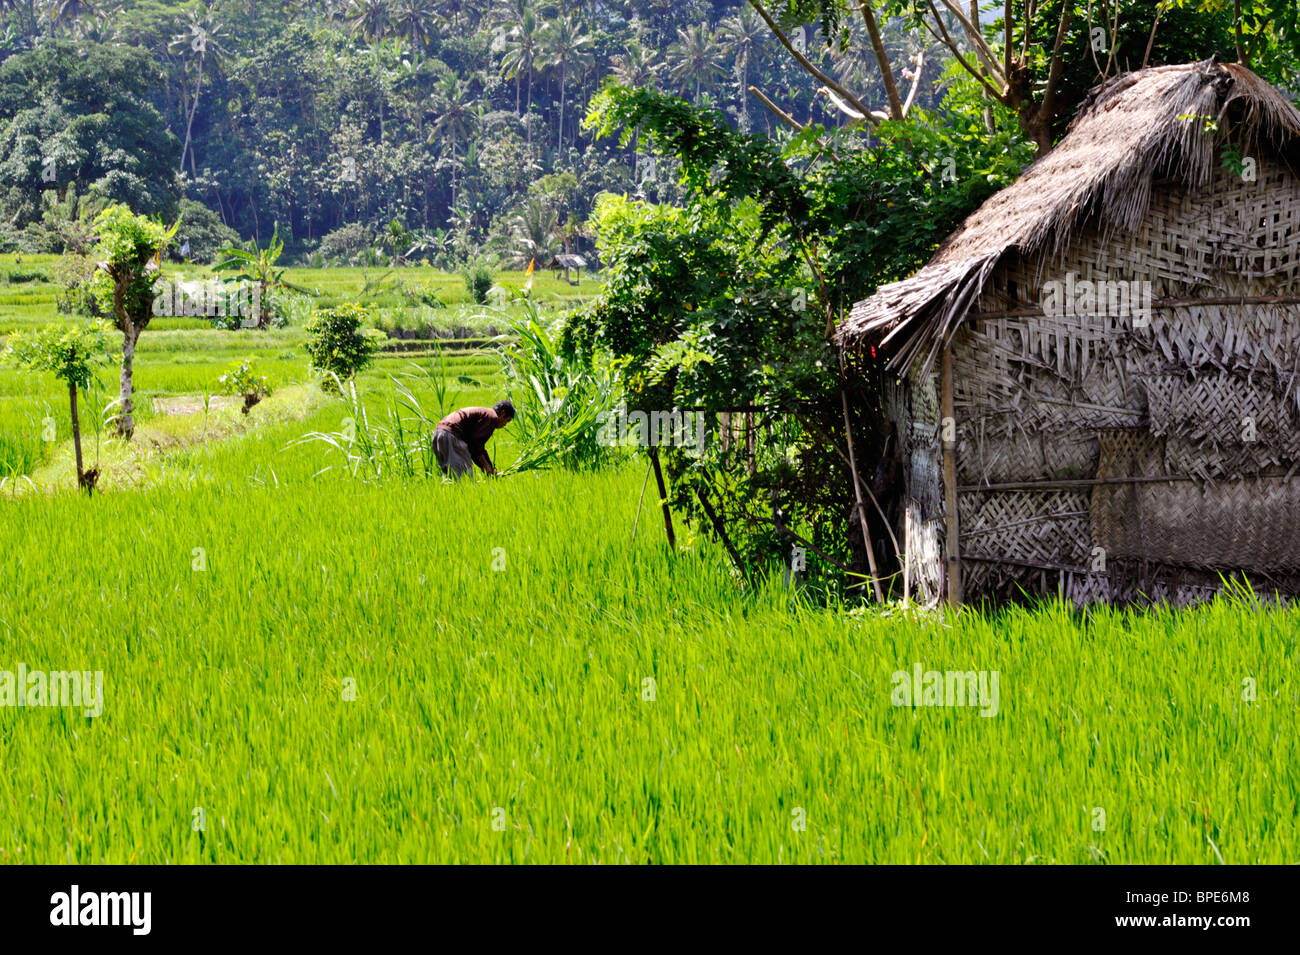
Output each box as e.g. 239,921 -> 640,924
212,226 -> 309,328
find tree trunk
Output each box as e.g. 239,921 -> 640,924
557,65 -> 566,151
179,53 -> 205,175
69,379 -> 84,489
119,324 -> 138,439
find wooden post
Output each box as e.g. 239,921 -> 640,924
940,344 -> 962,607
649,447 -> 676,550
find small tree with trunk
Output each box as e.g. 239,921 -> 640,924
90,205 -> 177,439
3,321 -> 112,492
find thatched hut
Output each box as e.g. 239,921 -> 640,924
839,59 -> 1300,607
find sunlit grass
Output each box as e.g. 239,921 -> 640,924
0,445 -> 1295,861
0,258 -> 1296,864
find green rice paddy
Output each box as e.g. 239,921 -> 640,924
0,259 -> 1295,863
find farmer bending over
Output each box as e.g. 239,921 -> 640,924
433,399 -> 514,478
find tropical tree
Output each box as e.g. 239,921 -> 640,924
667,23 -> 726,103
212,226 -> 300,329
428,74 -> 479,158
347,0 -> 391,44
539,13 -> 594,152
168,4 -> 229,176
89,205 -> 176,439
608,44 -> 662,178
428,74 -> 480,208
51,0 -> 97,35
503,194 -> 560,268
3,320 -> 112,491
719,7 -> 764,130
435,0 -> 485,36
496,4 -> 540,121
609,42 -> 661,89
71,3 -> 120,42
391,0 -> 434,49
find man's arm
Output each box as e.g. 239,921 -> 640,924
470,444 -> 495,475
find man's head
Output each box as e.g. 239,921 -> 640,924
493,398 -> 515,426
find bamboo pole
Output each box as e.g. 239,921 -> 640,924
902,506 -> 911,604
955,475 -> 1277,492
940,344 -> 962,607
970,293 -> 1300,321
631,457 -> 653,540
839,385 -> 885,602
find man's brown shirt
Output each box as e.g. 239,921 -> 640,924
436,407 -> 506,473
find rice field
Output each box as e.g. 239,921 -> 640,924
0,262 -> 1296,864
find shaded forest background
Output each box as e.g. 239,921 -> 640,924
0,0 -> 964,266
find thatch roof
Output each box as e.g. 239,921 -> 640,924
840,59 -> 1300,373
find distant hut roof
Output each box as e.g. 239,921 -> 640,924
555,253 -> 587,268
839,59 -> 1300,373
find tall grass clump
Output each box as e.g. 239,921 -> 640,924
494,296 -> 621,474
0,426 -> 42,478
298,297 -> 620,480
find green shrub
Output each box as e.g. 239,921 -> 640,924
217,355 -> 272,414
302,303 -> 384,389
173,199 -> 240,264
317,222 -> 375,265
463,262 -> 495,305
53,254 -> 103,317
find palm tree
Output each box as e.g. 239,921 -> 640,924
435,0 -> 484,36
347,0 -> 391,44
428,74 -> 479,208
496,5 -> 540,121
487,0 -> 527,34
51,0 -> 96,35
609,43 -> 660,89
667,23 -> 725,103
539,13 -> 593,152
391,0 -> 433,50
428,76 -> 478,157
719,8 -> 763,131
168,5 -> 229,176
503,195 -> 560,269
609,44 -> 660,181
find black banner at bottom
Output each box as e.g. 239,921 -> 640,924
0,864 -> 1286,942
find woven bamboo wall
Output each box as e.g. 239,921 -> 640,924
946,156 -> 1300,604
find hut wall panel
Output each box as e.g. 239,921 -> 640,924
949,157 -> 1300,603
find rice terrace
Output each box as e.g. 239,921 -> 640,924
0,0 -> 1297,891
